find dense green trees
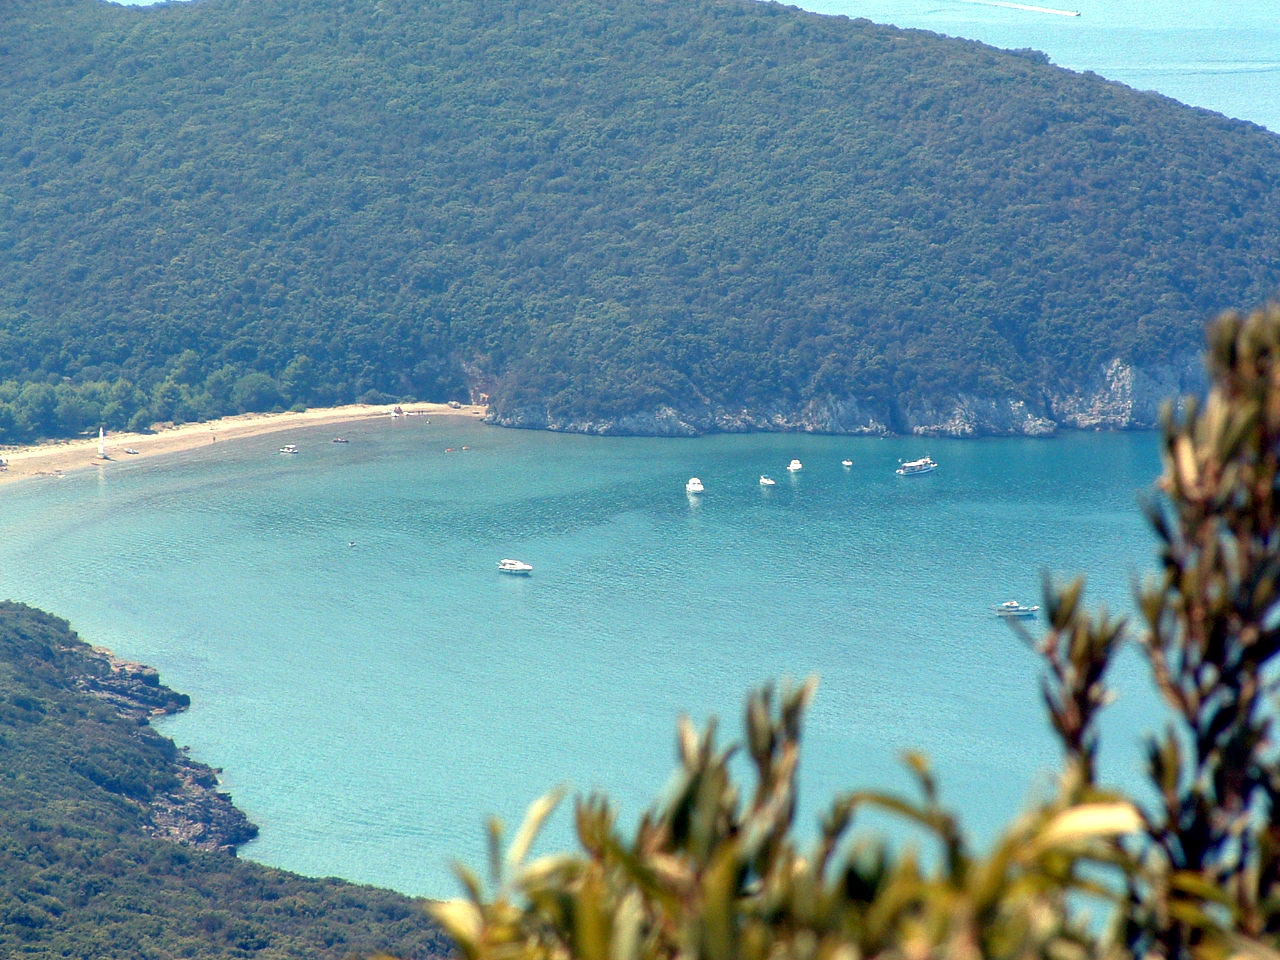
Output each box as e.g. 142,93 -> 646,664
431,304 -> 1280,958
3,0 -> 1280,440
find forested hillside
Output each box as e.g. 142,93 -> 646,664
0,601 -> 448,958
3,0 -> 1280,439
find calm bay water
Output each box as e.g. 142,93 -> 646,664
0,420 -> 1163,896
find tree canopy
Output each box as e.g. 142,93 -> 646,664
2,0 -> 1279,439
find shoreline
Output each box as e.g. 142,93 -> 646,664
74,642 -> 259,853
0,402 -> 487,487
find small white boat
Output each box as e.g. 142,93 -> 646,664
994,600 -> 1039,618
896,456 -> 937,476
686,477 -> 704,494
841,459 -> 853,467
279,444 -> 299,455
787,459 -> 803,472
759,475 -> 776,486
497,558 -> 533,575
332,437 -> 349,444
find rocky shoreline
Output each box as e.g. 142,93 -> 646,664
485,356 -> 1205,437
74,646 -> 259,854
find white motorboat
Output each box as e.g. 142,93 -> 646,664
686,477 -> 705,494
896,456 -> 937,476
759,475 -> 776,486
994,600 -> 1039,618
497,558 -> 533,575
841,459 -> 853,467
279,443 -> 299,455
787,459 -> 803,471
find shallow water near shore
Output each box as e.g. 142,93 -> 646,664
0,420 -> 1162,897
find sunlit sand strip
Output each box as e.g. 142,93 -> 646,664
0,402 -> 487,487
960,0 -> 1081,16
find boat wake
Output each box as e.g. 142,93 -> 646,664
960,0 -> 1080,16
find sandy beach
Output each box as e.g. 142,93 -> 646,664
0,402 -> 487,486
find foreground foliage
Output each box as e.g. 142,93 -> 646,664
431,304 -> 1280,957
3,0 -> 1280,437
0,601 -> 450,960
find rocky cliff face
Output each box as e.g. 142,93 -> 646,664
74,650 -> 190,719
1047,356 -> 1203,431
146,749 -> 260,853
485,356 -> 1205,437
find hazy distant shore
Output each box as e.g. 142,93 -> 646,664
0,402 -> 487,486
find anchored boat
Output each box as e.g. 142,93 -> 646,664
896,456 -> 937,476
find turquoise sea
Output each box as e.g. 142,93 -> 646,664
0,420 -> 1163,896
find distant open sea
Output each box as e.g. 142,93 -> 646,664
793,0 -> 1280,133
23,0 -> 1271,899
0,422 -> 1163,896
